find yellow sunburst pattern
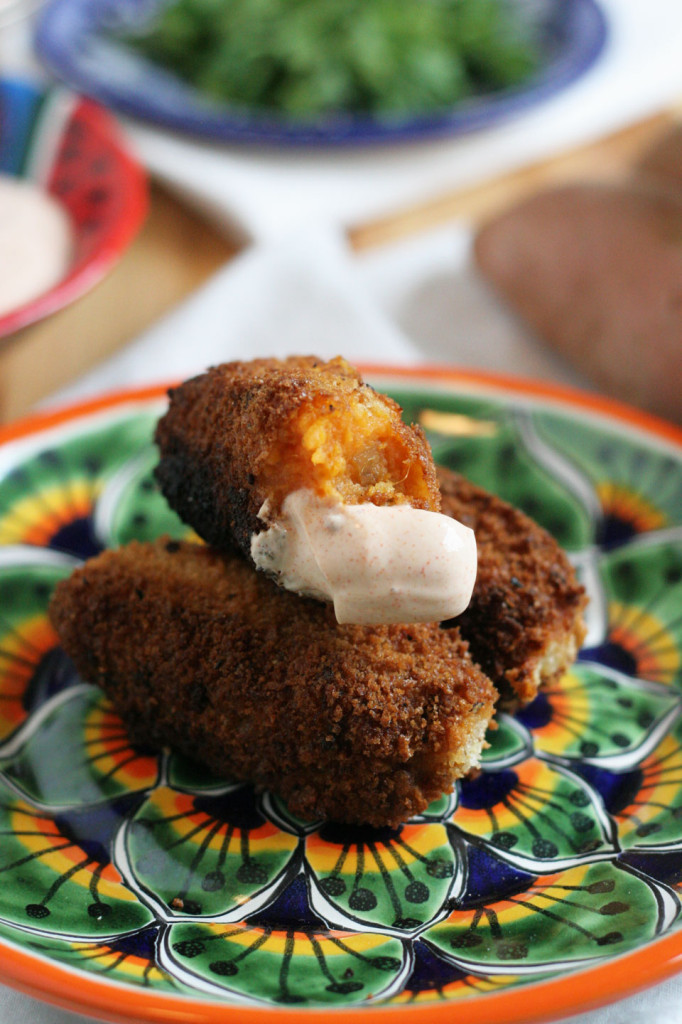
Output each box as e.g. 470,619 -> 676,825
0,554 -> 75,743
0,785 -> 152,936
595,541 -> 682,691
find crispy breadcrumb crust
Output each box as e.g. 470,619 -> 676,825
49,538 -> 496,828
438,466 -> 587,707
154,356 -> 440,564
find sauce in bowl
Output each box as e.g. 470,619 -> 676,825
0,173 -> 72,319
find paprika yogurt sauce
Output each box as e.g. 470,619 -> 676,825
251,489 -> 477,625
0,174 -> 72,319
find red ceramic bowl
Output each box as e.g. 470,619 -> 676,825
0,77 -> 147,337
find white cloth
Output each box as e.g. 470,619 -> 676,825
44,221 -> 595,413
3,220 -> 682,1024
127,0 -> 682,240
46,225 -> 421,406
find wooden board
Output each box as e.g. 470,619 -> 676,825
0,110 -> 676,424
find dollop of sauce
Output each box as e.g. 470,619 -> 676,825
251,489 -> 477,625
0,174 -> 72,319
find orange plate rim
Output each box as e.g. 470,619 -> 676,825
0,364 -> 681,1024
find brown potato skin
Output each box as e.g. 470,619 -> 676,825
49,538 -> 495,828
636,125 -> 682,197
154,356 -> 440,562
474,182 -> 682,424
438,466 -> 587,707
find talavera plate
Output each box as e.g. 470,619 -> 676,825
0,367 -> 681,1024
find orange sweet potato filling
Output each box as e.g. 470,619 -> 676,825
262,390 -> 432,509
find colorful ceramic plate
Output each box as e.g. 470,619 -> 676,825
0,77 -> 147,337
34,0 -> 607,146
0,368 -> 681,1024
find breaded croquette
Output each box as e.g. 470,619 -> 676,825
154,356 -> 440,563
438,466 -> 587,707
49,538 -> 496,828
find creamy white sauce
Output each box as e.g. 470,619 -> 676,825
251,489 -> 477,625
0,174 -> 73,319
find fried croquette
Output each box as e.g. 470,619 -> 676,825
49,538 -> 496,828
438,466 -> 587,707
154,356 -> 440,564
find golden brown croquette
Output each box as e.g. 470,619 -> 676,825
154,356 -> 440,564
438,466 -> 587,707
49,538 -> 496,828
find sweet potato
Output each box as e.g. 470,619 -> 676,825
474,181 -> 682,423
636,124 -> 682,196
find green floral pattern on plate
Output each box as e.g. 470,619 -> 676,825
125,785 -> 300,920
533,412 -> 682,536
94,444 -> 193,548
480,714 -> 531,768
0,380 -> 681,1014
397,393 -> 594,551
0,778 -> 153,937
0,548 -> 75,744
0,919 -> 187,992
166,907 -> 409,1005
425,858 -> 674,972
306,822 -> 458,935
4,687 -> 160,807
453,754 -> 616,872
593,537 -> 682,690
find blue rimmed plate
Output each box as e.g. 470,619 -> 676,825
34,0 -> 607,147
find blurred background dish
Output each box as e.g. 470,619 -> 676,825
34,0 -> 607,146
0,76 -> 147,338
